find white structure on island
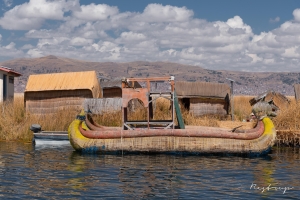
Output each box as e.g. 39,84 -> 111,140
0,66 -> 22,102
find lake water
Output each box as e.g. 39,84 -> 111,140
0,141 -> 299,199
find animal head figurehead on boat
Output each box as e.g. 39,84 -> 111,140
252,101 -> 277,120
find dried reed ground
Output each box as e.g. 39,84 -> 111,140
0,95 -> 299,142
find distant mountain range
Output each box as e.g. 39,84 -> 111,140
1,55 -> 299,96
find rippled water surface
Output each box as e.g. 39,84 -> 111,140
0,141 -> 299,199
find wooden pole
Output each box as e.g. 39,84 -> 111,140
231,80 -> 234,121
226,78 -> 235,121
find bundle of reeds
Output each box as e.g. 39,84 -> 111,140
276,130 -> 300,146
273,100 -> 300,130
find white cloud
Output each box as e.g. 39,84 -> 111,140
21,44 -> 34,50
270,16 -> 280,23
3,0 -> 13,7
92,41 -> 117,52
73,3 -> 118,21
0,0 -> 79,30
0,41 -> 24,58
293,9 -> 300,22
227,16 -> 244,28
70,37 -> 93,46
26,29 -> 56,39
15,0 -> 66,20
282,47 -> 300,58
37,37 -> 70,48
1,2 -> 300,72
116,32 -> 147,44
0,13 -> 43,30
5,42 -> 15,49
27,48 -> 44,58
138,4 -> 193,22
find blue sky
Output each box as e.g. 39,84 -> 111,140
0,0 -> 300,72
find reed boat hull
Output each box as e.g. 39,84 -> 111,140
68,117 -> 276,155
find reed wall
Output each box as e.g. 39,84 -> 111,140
189,98 -> 229,116
25,90 -> 92,115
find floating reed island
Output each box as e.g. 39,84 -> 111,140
1,89 -> 300,148
272,101 -> 300,147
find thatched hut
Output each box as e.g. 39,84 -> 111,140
294,84 -> 300,101
249,90 -> 290,113
175,81 -> 231,116
24,71 -> 101,114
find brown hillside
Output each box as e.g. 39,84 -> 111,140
1,55 -> 299,95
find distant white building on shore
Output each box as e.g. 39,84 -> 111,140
0,66 -> 22,102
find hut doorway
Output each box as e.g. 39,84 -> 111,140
181,98 -> 190,110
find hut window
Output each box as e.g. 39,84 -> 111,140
9,76 -> 14,84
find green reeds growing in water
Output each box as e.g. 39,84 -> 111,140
1,95 -> 300,142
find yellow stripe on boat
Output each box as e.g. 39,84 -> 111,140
262,117 -> 276,136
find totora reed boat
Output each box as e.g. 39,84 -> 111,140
68,113 -> 276,155
68,77 -> 277,155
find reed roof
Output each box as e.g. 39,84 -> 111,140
175,81 -> 230,99
249,90 -> 290,109
25,71 -> 101,98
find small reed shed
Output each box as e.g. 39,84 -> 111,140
175,81 -> 231,116
294,84 -> 300,101
24,71 -> 101,114
249,90 -> 290,113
